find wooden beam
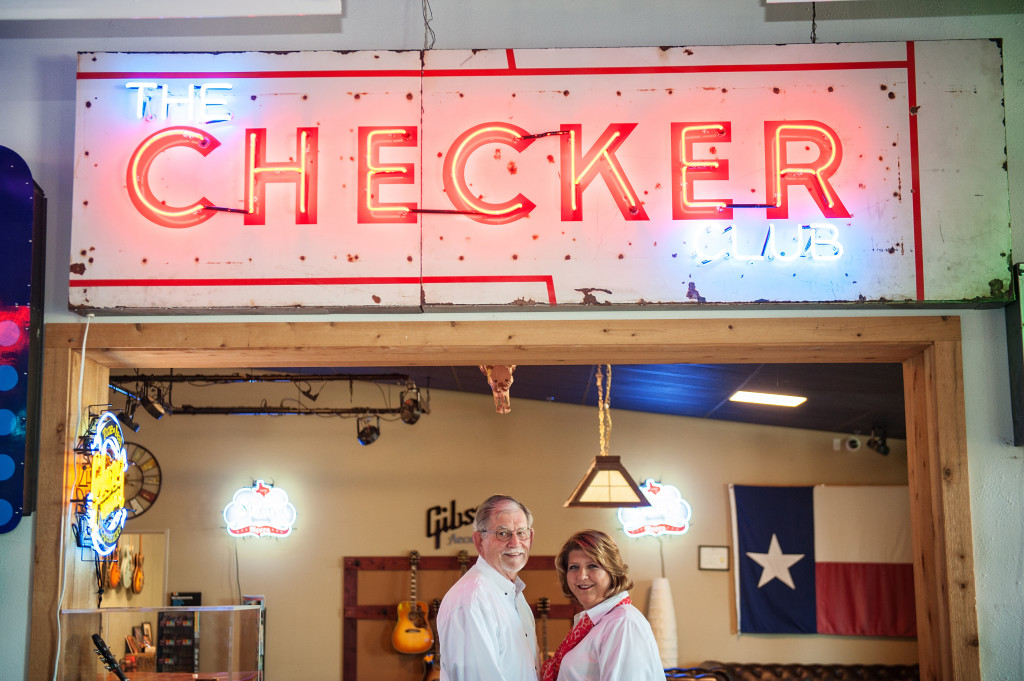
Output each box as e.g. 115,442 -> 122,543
45,316 -> 957,368
29,349 -> 111,681
28,316 -> 979,681
903,341 -> 979,681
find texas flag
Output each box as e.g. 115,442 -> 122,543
730,484 -> 916,637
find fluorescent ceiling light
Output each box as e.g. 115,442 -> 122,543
729,390 -> 807,407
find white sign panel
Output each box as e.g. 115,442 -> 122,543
69,42 -> 1010,313
0,0 -> 341,20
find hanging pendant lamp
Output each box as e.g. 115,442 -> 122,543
564,365 -> 651,508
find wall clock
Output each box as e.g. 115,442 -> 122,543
123,442 -> 162,517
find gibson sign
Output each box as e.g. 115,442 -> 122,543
69,41 -> 1009,312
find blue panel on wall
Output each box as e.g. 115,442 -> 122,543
0,146 -> 37,534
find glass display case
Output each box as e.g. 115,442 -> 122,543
59,604 -> 263,681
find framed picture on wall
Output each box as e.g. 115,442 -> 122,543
698,545 -> 730,571
142,621 -> 152,644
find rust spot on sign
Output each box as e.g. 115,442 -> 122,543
576,288 -> 612,305
372,295 -> 381,304
686,282 -> 706,303
507,161 -> 518,174
70,263 -> 86,275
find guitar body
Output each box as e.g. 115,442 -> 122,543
131,551 -> 144,594
392,599 -> 433,654
108,557 -> 122,590
421,650 -> 441,681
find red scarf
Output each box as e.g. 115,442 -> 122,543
541,596 -> 630,681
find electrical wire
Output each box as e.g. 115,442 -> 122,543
422,0 -> 436,50
234,539 -> 243,605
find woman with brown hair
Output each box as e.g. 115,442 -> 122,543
542,529 -> 666,681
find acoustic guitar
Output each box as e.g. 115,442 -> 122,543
91,633 -> 130,681
537,597 -> 551,663
108,552 -> 122,590
130,537 -> 144,595
420,598 -> 442,681
420,551 -> 469,678
392,550 -> 433,654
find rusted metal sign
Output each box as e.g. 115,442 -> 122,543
69,41 -> 1010,313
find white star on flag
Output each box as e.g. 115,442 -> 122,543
745,533 -> 805,589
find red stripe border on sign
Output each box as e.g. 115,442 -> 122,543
77,58 -> 910,80
906,41 -> 924,301
70,275 -> 559,306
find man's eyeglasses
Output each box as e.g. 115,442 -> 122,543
480,527 -> 534,542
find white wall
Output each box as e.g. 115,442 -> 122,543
1,1 -> 1022,679
115,378 -> 915,679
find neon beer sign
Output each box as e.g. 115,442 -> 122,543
617,479 -> 692,538
75,411 -> 129,557
223,479 -> 297,538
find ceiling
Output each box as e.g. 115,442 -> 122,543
299,363 -> 907,441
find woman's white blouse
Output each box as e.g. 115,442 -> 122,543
556,591 -> 666,681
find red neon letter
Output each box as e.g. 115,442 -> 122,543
560,123 -> 647,222
126,126 -> 221,229
244,128 -> 319,226
442,122 -> 536,225
671,122 -> 732,220
764,121 -> 850,219
358,126 -> 417,224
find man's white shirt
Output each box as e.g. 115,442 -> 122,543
438,556 -> 539,681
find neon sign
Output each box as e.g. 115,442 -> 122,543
69,44 -> 1013,311
120,118 -> 844,233
617,479 -> 692,537
125,82 -> 233,122
74,411 -> 129,557
694,222 -> 843,265
223,479 -> 297,538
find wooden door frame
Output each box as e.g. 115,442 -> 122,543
28,316 -> 978,681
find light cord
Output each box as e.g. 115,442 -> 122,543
597,364 -> 612,457
52,313 -> 93,680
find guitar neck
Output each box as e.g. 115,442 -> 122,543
92,634 -> 129,681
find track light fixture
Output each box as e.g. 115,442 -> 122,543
117,400 -> 141,433
356,414 -> 381,445
141,385 -> 167,420
866,428 -> 890,456
400,385 -> 423,425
